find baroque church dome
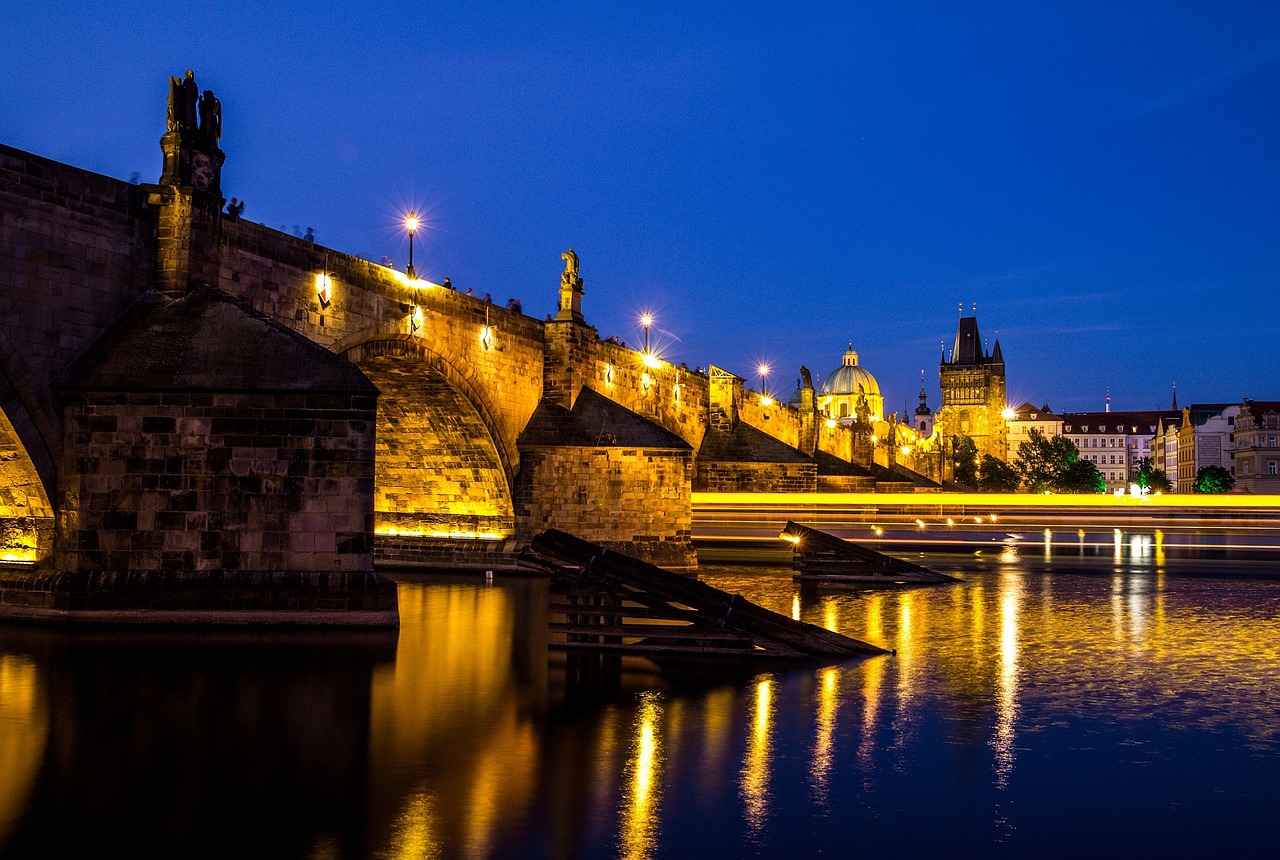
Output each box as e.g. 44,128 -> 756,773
819,343 -> 884,423
821,344 -> 880,398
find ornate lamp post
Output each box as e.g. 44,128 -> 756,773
404,211 -> 419,280
640,312 -> 653,355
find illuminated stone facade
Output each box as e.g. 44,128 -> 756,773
936,313 -> 1007,469
1231,399 -> 1280,493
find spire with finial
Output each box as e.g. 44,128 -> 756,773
1171,382 -> 1178,410
1105,387 -> 1111,413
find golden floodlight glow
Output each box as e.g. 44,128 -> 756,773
315,272 -> 332,306
761,395 -> 774,407
900,445 -> 911,456
1002,407 -> 1016,420
479,325 -> 494,350
410,306 -> 424,335
605,363 -> 615,385
825,418 -> 836,429
641,351 -> 662,368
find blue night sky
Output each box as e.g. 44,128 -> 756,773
3,2 -> 1278,414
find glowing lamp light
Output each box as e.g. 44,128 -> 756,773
915,519 -> 926,530
409,305 -> 424,336
825,418 -> 836,429
404,210 -> 419,280
641,371 -> 653,394
900,445 -> 911,456
761,395 -> 774,407
315,272 -> 332,307
642,351 -> 662,369
605,363 -> 615,385
479,325 -> 494,350
756,362 -> 771,398
872,525 -> 885,536
1001,407 -> 1015,420
640,311 -> 654,354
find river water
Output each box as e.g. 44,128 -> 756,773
1,548 -> 1278,858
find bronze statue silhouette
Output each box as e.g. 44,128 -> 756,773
199,90 -> 221,143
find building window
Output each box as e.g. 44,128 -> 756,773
840,402 -> 849,418
1270,462 -> 1278,476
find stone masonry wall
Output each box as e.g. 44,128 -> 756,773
515,445 -> 695,569
220,222 -> 546,473
55,389 -> 376,576
0,144 -> 155,487
696,461 -> 818,494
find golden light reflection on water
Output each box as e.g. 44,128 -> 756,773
993,571 -> 1021,788
740,677 -> 774,833
619,692 -> 664,860
370,581 -> 537,859
809,667 -> 839,805
0,655 -> 46,847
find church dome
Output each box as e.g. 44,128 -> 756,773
821,345 -> 880,398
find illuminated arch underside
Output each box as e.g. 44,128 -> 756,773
0,407 -> 52,562
360,355 -> 513,539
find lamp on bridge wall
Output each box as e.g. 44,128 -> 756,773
641,371 -> 653,396
758,362 -> 773,406
409,305 -> 423,336
605,363 -> 615,386
480,305 -> 495,351
404,211 -> 419,281
315,272 -> 332,308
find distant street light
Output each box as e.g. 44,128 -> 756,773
640,312 -> 653,354
758,362 -> 772,406
404,211 -> 419,280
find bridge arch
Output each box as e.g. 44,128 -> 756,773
0,356 -> 56,564
341,336 -> 515,540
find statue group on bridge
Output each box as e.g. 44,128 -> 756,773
167,70 -> 221,145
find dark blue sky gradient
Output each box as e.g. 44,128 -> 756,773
4,2 -> 1278,413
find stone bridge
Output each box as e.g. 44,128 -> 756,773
0,76 -> 933,623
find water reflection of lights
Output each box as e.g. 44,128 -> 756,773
993,572 -> 1020,788
1043,528 -> 1052,560
809,668 -> 839,806
620,692 -> 664,860
740,677 -> 775,833
386,792 -> 442,858
0,655 -> 46,841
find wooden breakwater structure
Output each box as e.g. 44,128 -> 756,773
518,529 -> 886,661
780,520 -> 961,585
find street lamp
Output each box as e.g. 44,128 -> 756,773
640,312 -> 653,354
757,362 -> 772,406
404,211 -> 419,280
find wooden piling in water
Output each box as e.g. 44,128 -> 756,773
519,529 -> 887,660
